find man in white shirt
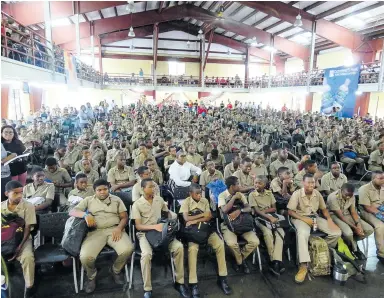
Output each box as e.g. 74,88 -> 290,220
169,150 -> 202,187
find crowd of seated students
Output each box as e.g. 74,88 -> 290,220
1,102 -> 384,298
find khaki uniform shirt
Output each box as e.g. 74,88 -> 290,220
151,169 -> 164,185
179,196 -> 210,214
287,188 -> 326,216
44,167 -> 71,185
131,195 -> 168,225
224,163 -> 238,179
294,169 -> 306,188
74,194 -> 126,229
218,190 -> 248,209
23,182 -> 55,203
164,155 -> 176,169
186,154 -> 204,167
250,164 -> 268,177
133,154 -> 154,169
107,166 -> 136,185
248,190 -> 275,211
132,180 -> 160,202
270,177 -> 296,194
233,170 -> 254,188
369,150 -> 384,167
358,182 -> 384,208
68,187 -> 95,199
106,148 -> 121,162
63,148 -> 82,167
352,142 -> 368,156
327,141 -> 339,152
320,172 -> 347,192
207,154 -> 226,168
77,169 -> 100,186
327,190 -> 355,216
199,170 -> 224,187
269,159 -> 298,178
74,159 -> 99,173
1,199 -> 36,227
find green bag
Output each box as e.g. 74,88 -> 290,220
309,236 -> 331,276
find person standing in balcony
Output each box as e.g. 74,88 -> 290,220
78,105 -> 90,130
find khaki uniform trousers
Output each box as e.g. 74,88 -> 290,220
341,157 -> 364,173
331,214 -> 374,251
221,223 -> 259,265
256,222 -> 285,262
79,227 -> 134,280
17,239 -> 35,288
360,210 -> 384,258
368,165 -> 383,172
307,147 -> 324,156
292,217 -> 341,263
188,232 -> 227,284
137,233 -> 184,291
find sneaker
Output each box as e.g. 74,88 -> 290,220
84,278 -> 96,294
294,265 -> 308,284
24,287 -> 35,298
242,261 -> 250,274
269,261 -> 280,276
110,267 -> 125,285
279,261 -> 286,274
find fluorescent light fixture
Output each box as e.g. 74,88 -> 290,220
264,46 -> 277,53
345,17 -> 365,28
186,40 -> 191,48
128,26 -> 135,37
294,14 -> 303,27
251,36 -> 258,47
355,90 -> 363,95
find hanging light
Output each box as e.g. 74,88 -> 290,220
294,14 -> 303,27
126,1 -> 135,13
251,36 -> 257,47
197,29 -> 204,40
187,40 -> 191,48
227,48 -> 231,56
128,26 -> 135,37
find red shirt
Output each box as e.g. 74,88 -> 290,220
227,103 -> 233,109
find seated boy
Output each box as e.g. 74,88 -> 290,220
270,167 -> 296,211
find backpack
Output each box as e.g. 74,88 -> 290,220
223,201 -> 254,235
309,236 -> 331,276
61,217 -> 88,256
146,218 -> 178,250
1,214 -> 25,256
181,210 -> 213,245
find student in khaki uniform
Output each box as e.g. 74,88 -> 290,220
294,160 -> 322,189
233,157 -> 254,193
164,145 -> 177,170
54,144 -> 69,171
44,157 -> 73,193
250,154 -> 268,177
68,173 -> 95,199
134,144 -> 153,170
206,149 -> 226,170
132,166 -> 160,202
186,144 -> 204,168
77,159 -> 100,186
218,176 -> 259,274
223,156 -> 240,180
144,158 -> 163,185
249,176 -> 285,276
107,154 -> 136,192
70,179 -> 134,293
131,178 -> 189,298
199,160 -> 224,191
358,171 -> 384,263
23,167 -> 55,213
90,140 -> 105,166
106,140 -> 122,162
270,167 -> 296,202
320,162 -> 348,195
73,146 -> 99,173
269,149 -> 298,178
368,142 -> 384,171
2,181 -> 36,298
63,138 -> 82,171
179,184 -> 232,296
288,174 -> 341,284
327,184 -> 373,256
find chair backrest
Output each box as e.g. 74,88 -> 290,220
173,186 -> 190,201
38,212 -> 69,239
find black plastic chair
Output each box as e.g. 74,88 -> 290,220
34,212 -> 79,293
172,186 -> 190,212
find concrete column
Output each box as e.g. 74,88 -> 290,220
307,21 -> 317,91
379,40 -> 384,92
245,47 -> 250,88
305,93 -> 314,112
75,14 -> 80,57
354,93 -> 370,117
43,1 -> 54,71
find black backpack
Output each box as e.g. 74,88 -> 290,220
61,217 -> 88,256
1,214 -> 25,256
223,201 -> 254,235
146,218 -> 178,250
181,210 -> 213,244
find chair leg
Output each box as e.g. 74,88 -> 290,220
287,248 -> 291,262
359,172 -> 368,182
80,265 -> 84,291
125,264 -> 129,284
170,255 -> 176,283
129,252 -> 135,290
256,247 -> 262,272
72,257 -> 78,294
252,251 -> 255,265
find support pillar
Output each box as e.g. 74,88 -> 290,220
200,37 -> 205,87
98,37 -> 103,75
1,84 -> 10,118
90,22 -> 95,68
305,93 -> 314,112
275,59 -> 285,75
144,90 -> 156,100
29,86 -> 43,113
268,37 -> 274,88
153,24 -> 159,88
354,92 -> 370,117
43,1 -> 53,71
379,40 -> 384,92
307,21 -> 316,91
245,47 -> 250,88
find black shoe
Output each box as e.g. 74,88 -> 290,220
242,261 -> 250,274
24,287 -> 35,298
378,255 -> 384,264
190,284 -> 200,298
233,263 -> 241,272
217,278 -> 232,295
175,283 -> 190,298
353,251 -> 367,261
144,291 -> 153,298
269,261 -> 280,276
84,278 -> 96,294
279,261 -> 286,274
110,267 -> 125,285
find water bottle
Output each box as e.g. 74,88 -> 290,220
1,275 -> 8,298
334,78 -> 350,109
313,217 -> 318,232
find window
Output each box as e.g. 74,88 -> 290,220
168,62 -> 185,76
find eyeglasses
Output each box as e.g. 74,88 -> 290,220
2,131 -> 14,135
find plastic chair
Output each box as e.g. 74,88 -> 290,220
34,212 -> 79,293
359,163 -> 372,182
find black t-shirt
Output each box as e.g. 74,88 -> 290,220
2,140 -> 27,176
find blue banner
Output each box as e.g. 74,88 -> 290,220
320,64 -> 361,118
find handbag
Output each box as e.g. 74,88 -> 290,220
1,214 -> 25,256
61,216 -> 88,256
223,200 -> 254,235
181,210 -> 212,244
145,218 -> 178,250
